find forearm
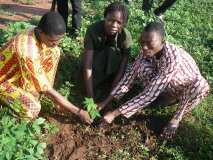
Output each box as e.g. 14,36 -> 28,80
83,69 -> 94,98
44,88 -> 80,115
104,95 -> 114,106
82,49 -> 94,98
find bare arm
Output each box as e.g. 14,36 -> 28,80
44,88 -> 93,124
82,49 -> 94,98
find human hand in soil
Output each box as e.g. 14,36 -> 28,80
78,109 -> 93,124
161,121 -> 179,139
103,109 -> 121,124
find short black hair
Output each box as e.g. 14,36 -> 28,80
144,21 -> 165,39
104,2 -> 129,25
37,11 -> 66,36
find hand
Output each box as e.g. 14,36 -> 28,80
78,109 -> 93,124
103,109 -> 121,124
103,112 -> 115,124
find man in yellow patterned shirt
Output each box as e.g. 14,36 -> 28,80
0,12 -> 92,124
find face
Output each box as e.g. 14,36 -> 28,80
140,31 -> 164,58
104,11 -> 124,36
39,31 -> 64,47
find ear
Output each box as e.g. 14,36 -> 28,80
34,27 -> 45,44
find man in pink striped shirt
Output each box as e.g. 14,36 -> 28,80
98,21 -> 210,139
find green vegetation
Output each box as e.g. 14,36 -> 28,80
83,97 -> 101,120
13,0 -> 34,5
0,108 -> 57,160
0,21 -> 32,46
0,0 -> 212,159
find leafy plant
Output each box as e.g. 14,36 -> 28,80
0,21 -> 32,46
0,109 -> 57,160
83,97 -> 101,119
58,81 -> 74,99
59,34 -> 83,58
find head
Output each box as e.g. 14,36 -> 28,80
104,2 -> 129,36
139,21 -> 165,58
36,11 -> 66,47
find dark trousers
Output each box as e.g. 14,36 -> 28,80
57,0 -> 81,31
142,0 -> 177,16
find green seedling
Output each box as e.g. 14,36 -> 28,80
83,97 -> 101,120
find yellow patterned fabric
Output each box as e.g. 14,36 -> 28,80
0,28 -> 61,118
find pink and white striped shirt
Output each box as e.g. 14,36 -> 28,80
111,42 -> 209,118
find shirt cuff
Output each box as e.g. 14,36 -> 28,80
118,103 -> 137,118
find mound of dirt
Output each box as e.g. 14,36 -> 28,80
45,112 -> 162,160
46,114 -> 122,160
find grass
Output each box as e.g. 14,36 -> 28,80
0,0 -> 212,159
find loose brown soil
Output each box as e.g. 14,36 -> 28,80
45,112 -> 162,160
46,114 -> 119,160
42,105 -> 169,160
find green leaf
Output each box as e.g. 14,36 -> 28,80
34,118 -> 45,125
36,143 -> 46,155
83,97 -> 101,119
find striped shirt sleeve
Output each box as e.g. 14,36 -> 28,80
110,55 -> 141,99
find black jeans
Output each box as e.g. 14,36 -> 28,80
142,0 -> 177,16
57,0 -> 81,31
